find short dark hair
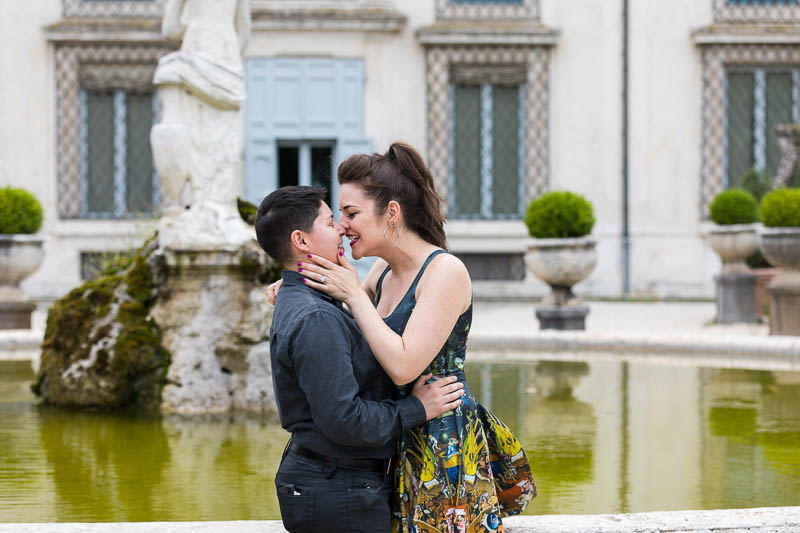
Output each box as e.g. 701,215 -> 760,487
255,186 -> 326,266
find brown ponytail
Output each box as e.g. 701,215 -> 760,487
338,142 -> 447,249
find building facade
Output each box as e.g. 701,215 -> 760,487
3,0 -> 799,304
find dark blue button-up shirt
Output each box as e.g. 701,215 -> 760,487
269,270 -> 426,460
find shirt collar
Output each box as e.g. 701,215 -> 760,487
281,270 -> 342,308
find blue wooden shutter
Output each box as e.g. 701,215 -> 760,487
245,58 -> 371,205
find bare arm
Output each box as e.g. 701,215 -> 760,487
302,254 -> 472,385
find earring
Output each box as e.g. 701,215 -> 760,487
383,220 -> 400,247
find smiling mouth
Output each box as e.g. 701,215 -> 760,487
347,234 -> 360,245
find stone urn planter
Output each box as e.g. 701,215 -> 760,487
705,223 -> 760,324
706,188 -> 761,324
0,235 -> 44,329
525,237 -> 598,329
758,188 -> 800,336
0,186 -> 45,330
524,191 -> 597,330
759,227 -> 800,335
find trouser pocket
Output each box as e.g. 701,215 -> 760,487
346,477 -> 392,533
276,483 -> 315,533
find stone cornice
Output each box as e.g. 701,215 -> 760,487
44,18 -> 170,44
250,6 -> 406,33
692,24 -> 800,45
417,22 -> 559,46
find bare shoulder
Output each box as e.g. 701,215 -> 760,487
418,252 -> 472,303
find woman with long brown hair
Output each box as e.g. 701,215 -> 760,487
278,142 -> 535,532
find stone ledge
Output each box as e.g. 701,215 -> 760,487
417,21 -> 560,46
2,507 -> 799,532
692,24 -> 800,44
468,330 -> 800,370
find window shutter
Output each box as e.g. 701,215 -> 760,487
245,58 -> 369,205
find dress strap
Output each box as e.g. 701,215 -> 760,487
373,264 -> 392,306
407,249 -> 447,298
373,249 -> 447,307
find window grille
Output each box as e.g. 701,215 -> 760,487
62,0 -> 164,18
725,67 -> 799,187
448,69 -> 526,219
79,85 -> 158,219
436,0 -> 538,21
713,0 -> 800,23
54,45 -> 173,220
698,44 -> 800,217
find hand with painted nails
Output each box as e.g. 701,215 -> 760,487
265,279 -> 282,305
298,252 -> 362,304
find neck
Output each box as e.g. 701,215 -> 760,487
380,233 -> 439,278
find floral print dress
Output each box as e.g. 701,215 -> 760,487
375,250 -> 536,533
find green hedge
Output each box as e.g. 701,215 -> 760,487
760,188 -> 800,228
0,187 -> 43,234
525,191 -> 595,239
709,188 -> 759,225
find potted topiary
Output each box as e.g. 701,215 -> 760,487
705,188 -> 760,324
524,191 -> 597,330
0,187 -> 44,329
758,188 -> 800,335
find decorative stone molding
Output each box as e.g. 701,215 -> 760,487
417,22 -> 559,46
695,43 -> 800,219
713,0 -> 800,24
436,0 -> 539,21
692,24 -> 800,45
52,44 -> 176,219
44,19 -> 165,44
422,44 -> 553,216
250,3 -> 406,32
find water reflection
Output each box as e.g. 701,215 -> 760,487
1,358 -> 800,522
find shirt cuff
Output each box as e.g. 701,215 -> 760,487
398,395 -> 427,431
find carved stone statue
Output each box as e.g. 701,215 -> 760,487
151,0 -> 253,251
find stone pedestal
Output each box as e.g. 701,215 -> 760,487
535,305 -> 590,330
0,301 -> 36,329
151,243 -> 275,415
767,272 -> 800,336
0,235 -> 44,330
715,272 -> 758,324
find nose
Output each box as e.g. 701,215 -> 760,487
335,222 -> 346,235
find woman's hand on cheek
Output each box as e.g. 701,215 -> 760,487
298,253 -> 361,303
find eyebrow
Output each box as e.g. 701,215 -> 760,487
341,204 -> 359,210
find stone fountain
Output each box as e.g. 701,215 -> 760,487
33,0 -> 278,414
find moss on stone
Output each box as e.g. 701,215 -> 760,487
237,197 -> 258,226
32,234 -> 170,411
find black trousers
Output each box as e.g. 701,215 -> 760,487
275,449 -> 392,533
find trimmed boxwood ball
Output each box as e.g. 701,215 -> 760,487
525,191 -> 595,239
709,188 -> 759,225
0,186 -> 43,234
760,188 -> 800,227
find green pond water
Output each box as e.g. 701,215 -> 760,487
1,357 -> 799,522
